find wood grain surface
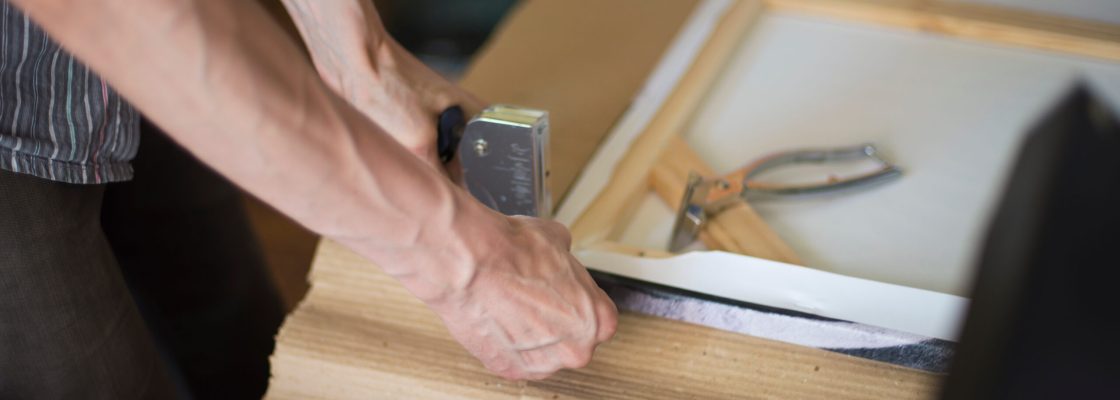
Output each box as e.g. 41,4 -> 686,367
266,240 -> 941,399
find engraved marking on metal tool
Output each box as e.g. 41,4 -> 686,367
459,105 -> 550,217
497,143 -> 535,208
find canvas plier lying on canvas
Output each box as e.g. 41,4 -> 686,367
669,144 -> 904,252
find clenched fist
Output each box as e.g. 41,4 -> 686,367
428,216 -> 618,380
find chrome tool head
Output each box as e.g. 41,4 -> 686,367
669,172 -> 714,252
458,105 -> 551,218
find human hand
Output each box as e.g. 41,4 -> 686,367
422,216 -> 618,380
281,1 -> 616,380
326,38 -> 484,180
281,0 -> 484,180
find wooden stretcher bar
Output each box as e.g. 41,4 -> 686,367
569,0 -> 1120,252
649,135 -> 803,264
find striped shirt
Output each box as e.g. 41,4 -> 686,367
0,1 -> 139,184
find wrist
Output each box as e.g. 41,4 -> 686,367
424,193 -> 510,304
357,182 -> 512,307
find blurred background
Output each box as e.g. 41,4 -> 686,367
252,0 -> 517,309
372,0 -> 517,78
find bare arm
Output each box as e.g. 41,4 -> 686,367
278,0 -> 483,172
11,0 -> 615,380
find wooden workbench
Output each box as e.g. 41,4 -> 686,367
266,241 -> 939,399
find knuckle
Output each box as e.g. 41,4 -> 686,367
491,364 -> 526,381
552,224 -> 573,246
484,356 -> 517,378
598,316 -> 618,341
567,351 -> 593,369
500,370 -> 524,381
591,296 -> 619,342
602,303 -> 619,325
560,344 -> 594,369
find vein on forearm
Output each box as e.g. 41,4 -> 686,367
279,0 -> 374,89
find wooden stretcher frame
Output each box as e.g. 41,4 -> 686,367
567,0 -> 1120,262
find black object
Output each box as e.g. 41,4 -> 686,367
940,86 -> 1120,399
436,105 -> 465,164
375,0 -> 516,71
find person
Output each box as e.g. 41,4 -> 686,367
0,0 -> 618,398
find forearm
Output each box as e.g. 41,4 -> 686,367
278,0 -> 478,160
279,0 -> 449,106
277,0 -> 384,93
12,0 -> 494,296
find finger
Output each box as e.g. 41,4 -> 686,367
540,220 -> 573,250
495,348 -> 559,381
594,293 -> 619,343
518,346 -> 565,376
561,254 -> 616,344
482,352 -> 517,379
445,156 -> 465,187
556,342 -> 595,369
569,255 -> 598,288
569,253 -> 607,299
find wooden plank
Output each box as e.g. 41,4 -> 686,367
266,240 -> 941,399
766,0 -> 1120,61
649,136 -> 803,264
570,0 -> 768,246
458,0 -> 702,208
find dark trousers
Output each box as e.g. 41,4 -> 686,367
0,122 -> 284,399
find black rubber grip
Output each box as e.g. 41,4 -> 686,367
436,105 -> 465,164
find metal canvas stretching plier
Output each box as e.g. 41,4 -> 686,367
668,143 -> 903,252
